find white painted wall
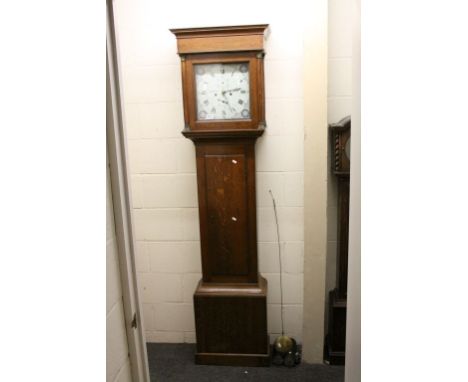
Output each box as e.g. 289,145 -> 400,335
325,0 -> 353,307
107,158 -> 132,382
114,0 -> 306,344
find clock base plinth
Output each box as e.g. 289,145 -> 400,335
324,341 -> 345,366
324,289 -> 347,365
193,276 -> 270,367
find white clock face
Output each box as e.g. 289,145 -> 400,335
194,63 -> 250,121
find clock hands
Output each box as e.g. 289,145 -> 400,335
220,93 -> 237,114
221,88 -> 241,96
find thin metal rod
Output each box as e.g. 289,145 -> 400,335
269,189 -> 284,336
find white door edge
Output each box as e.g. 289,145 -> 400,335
345,0 -> 361,381
106,1 -> 150,381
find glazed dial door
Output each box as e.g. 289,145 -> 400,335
194,63 -> 250,120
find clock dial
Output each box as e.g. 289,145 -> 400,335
195,63 -> 250,120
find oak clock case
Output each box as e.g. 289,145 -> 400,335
325,116 -> 351,365
170,25 -> 269,367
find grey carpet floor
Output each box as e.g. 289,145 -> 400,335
147,343 -> 344,382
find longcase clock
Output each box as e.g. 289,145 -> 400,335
170,24 -> 270,366
325,115 -> 351,365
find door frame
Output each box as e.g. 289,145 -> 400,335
344,0 -> 361,380
106,1 -> 150,380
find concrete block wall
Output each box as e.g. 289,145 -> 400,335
114,0 -> 307,344
326,0 -> 353,304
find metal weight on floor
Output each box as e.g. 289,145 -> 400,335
272,336 -> 301,367
273,335 -> 294,354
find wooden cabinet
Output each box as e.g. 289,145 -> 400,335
171,25 -> 270,366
